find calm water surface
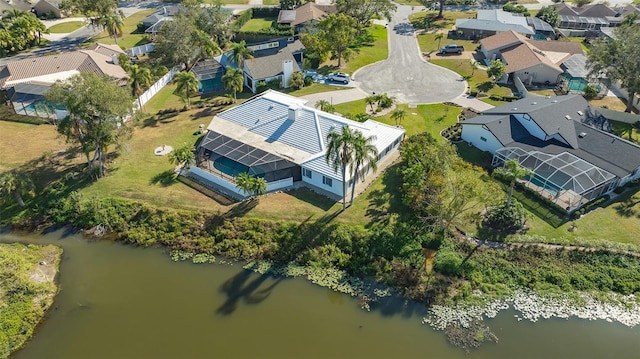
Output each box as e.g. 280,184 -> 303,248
2,229 -> 639,359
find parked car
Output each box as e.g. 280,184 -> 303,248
327,72 -> 350,84
439,44 -> 464,55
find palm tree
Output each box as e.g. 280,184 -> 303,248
173,71 -> 199,107
251,177 -> 267,197
222,67 -> 244,101
365,95 -> 377,113
325,126 -> 356,210
435,33 -> 444,49
189,29 -> 221,70
349,131 -> 378,205
0,171 -> 35,207
235,172 -> 267,199
128,64 -> 152,111
390,109 -> 406,126
315,99 -> 335,113
500,159 -> 532,207
230,40 -> 254,70
168,142 -> 195,177
100,11 -> 125,45
2,9 -> 26,21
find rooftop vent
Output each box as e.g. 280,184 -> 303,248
579,132 -> 587,138
531,102 -> 537,105
512,107 -> 518,111
545,96 -> 551,99
577,110 -> 584,116
552,100 -> 558,103
565,115 -> 572,120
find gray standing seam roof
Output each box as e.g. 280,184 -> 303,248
527,17 -> 555,33
561,54 -> 589,78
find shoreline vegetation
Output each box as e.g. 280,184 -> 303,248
0,243 -> 62,359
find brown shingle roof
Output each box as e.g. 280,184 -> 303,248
501,43 -> 562,73
480,30 -> 528,52
525,39 -> 583,55
87,43 -> 126,57
0,44 -> 128,88
288,2 -> 335,26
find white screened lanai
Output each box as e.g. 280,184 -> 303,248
492,147 -> 617,211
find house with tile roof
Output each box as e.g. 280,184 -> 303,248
479,31 -> 584,85
219,36 -> 305,93
460,95 -> 640,212
1,43 -> 128,118
277,2 -> 336,32
189,90 -> 405,200
33,0 -> 65,19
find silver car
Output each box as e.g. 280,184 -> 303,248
327,72 -> 350,84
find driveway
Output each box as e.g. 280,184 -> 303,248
300,88 -> 369,107
354,5 -> 466,105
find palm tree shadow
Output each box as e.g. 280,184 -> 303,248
149,170 -> 177,186
216,270 -> 284,316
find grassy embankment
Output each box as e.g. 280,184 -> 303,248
47,21 -> 85,34
0,243 -> 62,359
88,9 -> 156,49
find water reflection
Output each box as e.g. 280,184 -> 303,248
217,271 -> 284,315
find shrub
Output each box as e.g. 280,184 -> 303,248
234,8 -> 253,30
304,76 -> 313,86
434,247 -> 463,276
483,200 -> 528,234
583,85 -> 598,99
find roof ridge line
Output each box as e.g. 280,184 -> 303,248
313,109 -> 325,151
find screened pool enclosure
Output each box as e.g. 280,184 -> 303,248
492,147 -> 618,211
195,131 -> 301,184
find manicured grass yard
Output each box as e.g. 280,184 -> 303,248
417,32 -> 478,54
47,21 -> 85,33
0,121 -> 68,173
89,9 -> 156,49
240,18 -> 275,32
409,11 -> 477,31
321,25 -> 388,77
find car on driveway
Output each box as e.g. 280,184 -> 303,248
327,72 -> 350,84
438,44 -> 464,55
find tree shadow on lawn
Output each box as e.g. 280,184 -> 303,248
149,170 -> 178,187
138,112 -> 178,128
287,187 -> 335,211
613,188 -> 640,219
476,81 -> 495,93
365,163 -> 409,228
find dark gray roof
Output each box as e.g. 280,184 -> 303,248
527,17 -> 555,33
191,59 -> 224,81
465,96 -> 640,178
244,42 -> 303,80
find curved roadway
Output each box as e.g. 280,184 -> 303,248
354,5 -> 466,105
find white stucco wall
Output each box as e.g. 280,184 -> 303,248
300,168 -> 347,197
461,124 -> 504,153
6,70 -> 79,87
512,64 -> 561,85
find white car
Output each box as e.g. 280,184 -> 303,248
327,72 -> 350,84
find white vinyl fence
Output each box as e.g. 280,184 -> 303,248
125,43 -> 155,57
134,65 -> 183,111
513,76 -> 529,98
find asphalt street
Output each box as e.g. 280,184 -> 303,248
354,5 -> 466,105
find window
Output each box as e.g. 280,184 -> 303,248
480,136 -> 487,142
303,168 -> 312,179
322,176 -> 333,187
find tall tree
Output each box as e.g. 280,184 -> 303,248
325,126 -> 357,210
45,73 -> 133,179
153,15 -> 196,69
190,29 -> 221,70
128,64 -> 152,111
335,0 -> 396,30
536,5 -> 560,28
391,109 -> 406,126
487,59 -> 506,81
0,172 -> 34,207
279,0 -> 311,10
317,14 -> 358,68
230,40 -> 254,70
349,131 -> 378,205
419,0 -> 446,19
194,3 -> 232,45
434,33 -> 444,48
168,142 -> 195,177
173,71 -> 199,107
99,10 -> 125,45
494,159 -> 532,207
65,0 -> 118,19
222,67 -> 244,101
587,23 -> 640,112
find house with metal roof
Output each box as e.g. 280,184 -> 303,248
188,90 -> 405,200
558,54 -> 608,97
0,43 -> 128,118
219,36 -> 305,93
455,9 -> 536,39
479,31 -> 583,85
460,95 -> 640,212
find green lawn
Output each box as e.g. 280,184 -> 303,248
321,24 -> 388,77
47,21 -> 85,33
417,32 -> 478,54
430,58 -> 516,100
89,9 -> 156,49
205,0 -> 247,4
409,11 -> 477,31
240,17 -> 275,32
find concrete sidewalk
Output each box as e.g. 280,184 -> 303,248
449,94 -> 494,112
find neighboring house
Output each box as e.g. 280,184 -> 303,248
558,54 -> 608,97
479,30 -> 583,85
0,43 -> 128,118
526,16 -> 556,39
191,59 -> 225,94
555,3 -> 640,31
189,90 -> 405,200
0,0 -> 34,14
219,37 -> 305,93
455,9 -> 536,39
277,1 -> 336,32
460,95 -> 640,212
33,0 -> 64,19
141,5 -> 183,35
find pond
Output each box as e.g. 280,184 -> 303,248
2,229 -> 639,359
